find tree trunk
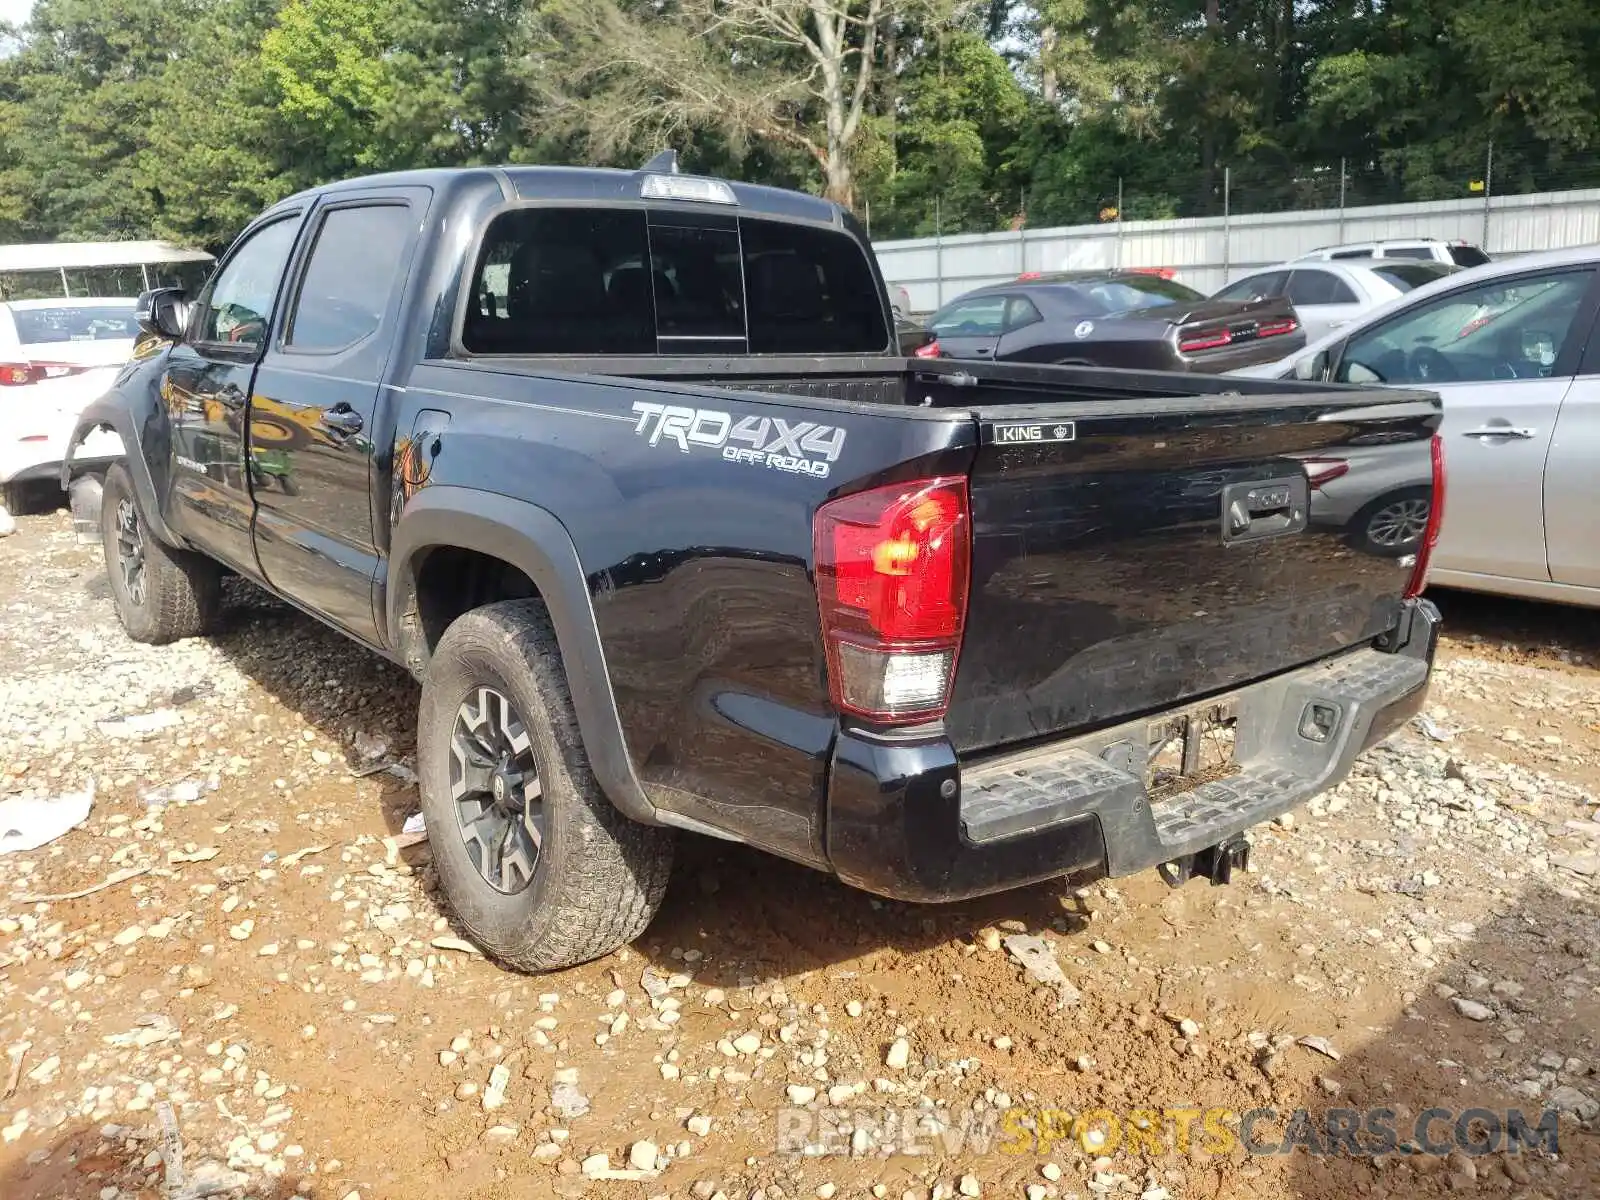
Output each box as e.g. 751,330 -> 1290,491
1040,24 -> 1058,105
824,150 -> 854,208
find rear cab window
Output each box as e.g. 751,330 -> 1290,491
461,205 -> 889,357
1448,245 -> 1491,268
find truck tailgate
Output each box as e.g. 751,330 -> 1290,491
947,392 -> 1441,755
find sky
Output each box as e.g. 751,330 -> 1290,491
0,0 -> 29,31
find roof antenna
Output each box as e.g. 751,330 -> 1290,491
639,148 -> 679,175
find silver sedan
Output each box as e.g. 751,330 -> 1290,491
1212,259 -> 1458,341
1230,245 -> 1600,610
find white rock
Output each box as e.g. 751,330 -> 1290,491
629,1140 -> 659,1171
786,1085 -> 818,1105
686,1114 -> 712,1136
1041,1163 -> 1062,1182
1452,997 -> 1495,1022
885,1038 -> 910,1071
959,1176 -> 981,1197
581,1153 -> 611,1177
732,1033 -> 762,1055
816,1186 -> 837,1200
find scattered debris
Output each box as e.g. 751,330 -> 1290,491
1297,1035 -> 1342,1061
402,811 -> 426,835
1002,933 -> 1081,1007
0,781 -> 93,854
430,935 -> 482,956
279,842 -> 331,869
11,862 -> 152,904
2,1042 -> 26,1100
168,846 -> 220,865
96,708 -> 181,740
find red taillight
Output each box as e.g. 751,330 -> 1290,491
1129,266 -> 1177,280
1258,317 -> 1299,338
0,361 -> 89,386
814,477 -> 971,722
1300,457 -> 1350,489
1405,434 -> 1445,598
1016,271 -> 1041,281
1179,329 -> 1232,354
912,339 -> 942,359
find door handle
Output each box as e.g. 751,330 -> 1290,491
320,406 -> 364,435
971,347 -> 994,356
1462,426 -> 1536,440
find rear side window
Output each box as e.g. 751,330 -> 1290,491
286,205 -> 414,352
1379,246 -> 1435,260
462,206 -> 888,356
1286,270 -> 1358,306
1213,271 -> 1286,302
465,208 -> 655,355
1449,245 -> 1491,268
1329,248 -> 1373,260
742,218 -> 885,353
1372,263 -> 1457,292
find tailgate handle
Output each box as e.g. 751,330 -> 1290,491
1220,476 -> 1308,545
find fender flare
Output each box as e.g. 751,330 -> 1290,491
387,486 -> 663,827
60,393 -> 184,547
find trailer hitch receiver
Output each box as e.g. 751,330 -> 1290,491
1157,836 -> 1252,889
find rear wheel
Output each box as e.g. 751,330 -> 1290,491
1352,485 -> 1431,557
418,599 -> 673,971
100,463 -> 221,643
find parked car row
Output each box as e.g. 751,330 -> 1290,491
900,234 -> 1600,612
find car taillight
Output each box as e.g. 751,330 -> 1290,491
1258,317 -> 1299,338
1016,272 -> 1041,281
0,362 -> 88,386
1300,457 -> 1350,489
1179,329 -> 1232,354
814,477 -> 971,723
1405,434 -> 1445,599
912,339 -> 941,359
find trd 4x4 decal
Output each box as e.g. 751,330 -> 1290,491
630,402 -> 846,479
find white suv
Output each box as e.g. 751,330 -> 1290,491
1295,238 -> 1490,268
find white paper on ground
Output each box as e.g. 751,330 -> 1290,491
0,782 -> 94,854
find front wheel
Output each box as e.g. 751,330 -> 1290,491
100,463 -> 221,643
417,599 -> 673,971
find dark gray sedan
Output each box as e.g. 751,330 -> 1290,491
917,272 -> 1306,373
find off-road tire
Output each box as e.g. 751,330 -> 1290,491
100,463 -> 221,643
418,599 -> 673,971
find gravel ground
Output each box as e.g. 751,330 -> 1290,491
1,508 -> 1597,1200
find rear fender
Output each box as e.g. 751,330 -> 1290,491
386,486 -> 666,828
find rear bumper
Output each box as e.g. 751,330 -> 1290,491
825,598 -> 1439,902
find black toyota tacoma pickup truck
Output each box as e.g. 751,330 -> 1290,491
63,156 -> 1444,971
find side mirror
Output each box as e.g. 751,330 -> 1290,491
135,287 -> 190,341
1293,348 -> 1331,381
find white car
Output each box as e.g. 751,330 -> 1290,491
0,298 -> 137,511
1212,259 -> 1458,341
1230,244 -> 1600,609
